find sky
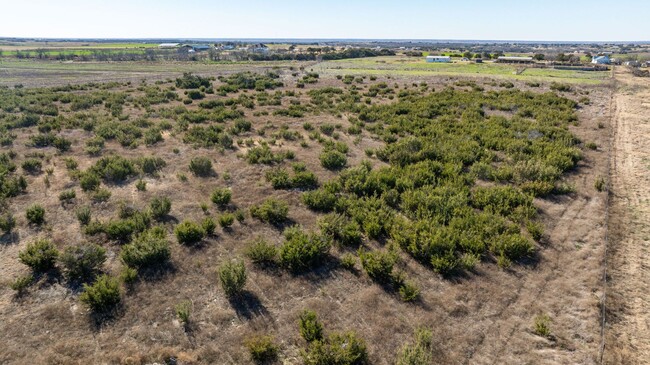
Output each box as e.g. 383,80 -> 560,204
0,0 -> 648,42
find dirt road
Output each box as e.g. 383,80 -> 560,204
605,68 -> 650,364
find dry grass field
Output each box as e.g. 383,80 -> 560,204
0,60 -> 615,364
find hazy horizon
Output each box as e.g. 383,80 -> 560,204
1,0 -> 649,42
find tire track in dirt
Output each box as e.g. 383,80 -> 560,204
605,68 -> 650,364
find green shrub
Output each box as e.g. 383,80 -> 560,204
526,220 -> 544,241
251,198 -> 289,225
175,220 -> 205,245
76,206 -> 92,225
279,226 -> 330,272
430,253 -> 458,275
149,196 -> 172,220
79,172 -> 101,191
79,274 -> 121,313
120,228 -> 171,269
138,156 -> 166,175
218,260 -> 247,297
218,213 -> 235,228
120,266 -> 138,284
398,281 -> 420,302
491,233 -> 534,261
189,156 -> 213,176
318,213 -> 362,246
59,243 -> 107,280
358,249 -> 395,283
135,179 -> 146,191
303,189 -> 337,212
202,216 -> 217,235
340,253 -> 356,270
21,158 -> 42,174
534,313 -> 551,337
211,187 -> 232,207
302,331 -> 368,365
319,150 -> 347,170
0,213 -> 16,234
59,189 -> 76,203
19,239 -> 59,272
245,237 -> 277,265
25,204 -> 45,225
299,310 -> 324,343
10,275 -> 34,295
245,334 -> 279,363
90,155 -> 137,183
175,300 -> 192,325
91,188 -> 112,202
396,328 -> 433,365
595,176 -> 607,192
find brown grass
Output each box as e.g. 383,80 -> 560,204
0,66 -> 613,364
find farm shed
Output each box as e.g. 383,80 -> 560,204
496,56 -> 534,64
426,55 -> 451,63
158,43 -> 180,48
591,55 -> 611,64
181,44 -> 212,52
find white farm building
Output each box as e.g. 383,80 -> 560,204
426,55 -> 451,63
158,43 -> 180,49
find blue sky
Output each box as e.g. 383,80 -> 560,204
1,0 -> 648,41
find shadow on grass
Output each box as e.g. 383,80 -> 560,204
0,231 -> 19,245
228,290 -> 270,320
89,303 -> 125,330
137,261 -> 177,282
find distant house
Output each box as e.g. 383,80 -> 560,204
591,55 -> 611,65
624,60 -> 641,67
474,58 -> 483,63
181,44 -> 212,52
461,57 -> 470,62
496,56 -> 534,64
158,43 -> 180,49
426,55 -> 451,63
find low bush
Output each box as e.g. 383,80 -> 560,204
396,328 -> 433,365
59,243 -> 107,280
79,274 -> 121,313
175,300 -> 192,325
318,213 -> 362,246
189,156 -> 213,176
218,213 -> 235,228
299,309 -> 324,343
120,228 -> 171,269
534,313 -> 551,337
79,172 -> 101,191
279,226 -> 330,272
11,275 -> 33,295
25,204 -> 45,225
149,196 -> 172,221
21,158 -> 42,174
302,189 -> 337,212
76,206 -> 92,225
319,150 -> 347,170
302,331 -> 368,365
218,260 -> 247,297
59,189 -> 76,203
175,220 -> 205,245
245,237 -> 277,265
250,198 -> 289,225
211,187 -> 232,207
90,155 -> 137,183
245,334 -> 279,363
202,216 -> 217,235
0,213 -> 16,234
358,249 -> 395,283
19,239 -> 59,272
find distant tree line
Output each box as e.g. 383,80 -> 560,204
5,47 -> 395,63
